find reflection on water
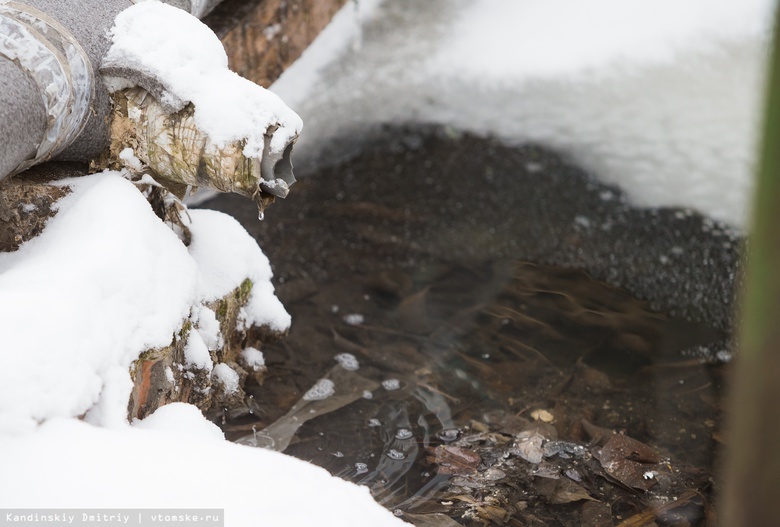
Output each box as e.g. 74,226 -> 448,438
205,128 -> 736,526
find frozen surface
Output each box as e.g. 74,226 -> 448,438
104,1 -> 302,155
272,0 -> 775,229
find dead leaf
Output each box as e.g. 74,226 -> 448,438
595,433 -> 661,491
537,477 -> 596,504
433,445 -> 482,475
581,419 -> 613,445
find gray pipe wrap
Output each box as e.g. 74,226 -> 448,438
0,1 -> 93,175
0,0 -> 226,181
0,56 -> 46,179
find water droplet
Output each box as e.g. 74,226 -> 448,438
382,378 -> 401,391
386,449 -> 405,460
362,390 -> 373,399
333,451 -> 344,458
258,211 -> 265,221
355,462 -> 368,474
395,428 -> 413,440
393,510 -> 403,517
437,428 -> 460,442
368,418 -> 381,427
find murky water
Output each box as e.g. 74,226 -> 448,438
204,127 -> 738,526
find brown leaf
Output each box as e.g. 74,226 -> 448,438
434,445 -> 482,475
581,419 -> 614,445
537,477 -> 596,504
595,433 -> 661,491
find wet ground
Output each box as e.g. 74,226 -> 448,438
202,127 -> 741,526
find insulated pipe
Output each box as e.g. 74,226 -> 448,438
0,0 -> 225,181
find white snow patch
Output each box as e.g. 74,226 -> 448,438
184,328 -> 213,371
212,364 -> 240,394
104,1 -> 302,155
0,173 -> 196,428
241,347 -> 266,370
187,209 -> 290,332
118,147 -> 143,171
132,402 -> 224,441
0,415 -> 405,526
193,305 -> 223,350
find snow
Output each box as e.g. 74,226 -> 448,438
3,0 -> 771,523
103,1 -> 302,156
0,169 -> 403,525
193,305 -> 224,350
241,346 -> 266,370
212,364 -> 240,394
184,328 -> 214,371
187,209 -> 290,332
272,0 -> 775,229
0,405 -> 403,526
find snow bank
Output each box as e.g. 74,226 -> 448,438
0,404 -> 404,526
0,171 -> 404,525
0,172 -> 288,431
0,173 -> 196,431
272,0 -> 774,229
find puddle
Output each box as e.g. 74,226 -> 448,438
203,127 -> 738,526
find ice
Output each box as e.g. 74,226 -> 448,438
343,313 -> 364,326
394,428 -> 413,440
272,0 -> 773,229
303,379 -> 336,401
382,379 -> 401,391
386,449 -> 405,460
334,352 -> 360,371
